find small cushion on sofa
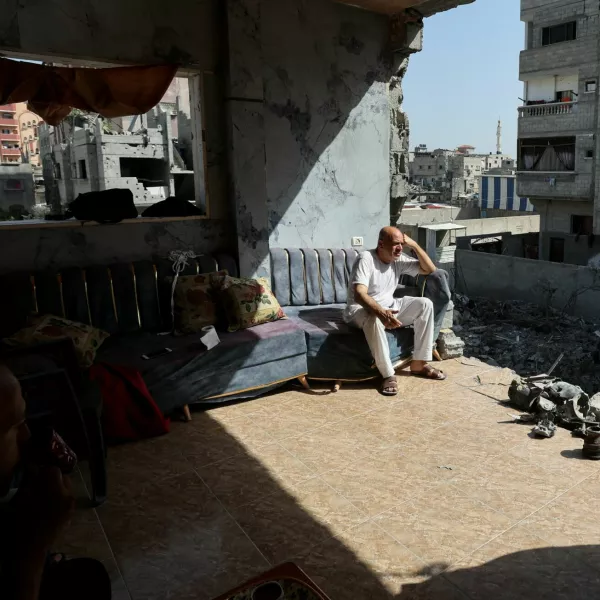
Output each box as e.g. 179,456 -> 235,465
215,275 -> 286,332
4,314 -> 109,368
173,270 -> 227,334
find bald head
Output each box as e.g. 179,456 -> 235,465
378,226 -> 402,243
377,227 -> 405,263
0,365 -> 29,495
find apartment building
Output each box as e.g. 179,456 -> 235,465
0,104 -> 22,164
409,146 -> 453,189
518,0 -> 600,265
0,103 -> 43,167
17,105 -> 42,167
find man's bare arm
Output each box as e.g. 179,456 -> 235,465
402,234 -> 436,275
354,284 -> 402,329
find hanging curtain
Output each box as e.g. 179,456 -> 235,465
537,146 -> 561,171
554,143 -> 575,171
0,58 -> 177,126
521,145 -> 545,170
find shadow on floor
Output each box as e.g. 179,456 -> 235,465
70,388 -> 600,600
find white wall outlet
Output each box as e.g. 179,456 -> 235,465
352,236 -> 364,246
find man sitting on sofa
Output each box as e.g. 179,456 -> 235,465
344,226 -> 446,396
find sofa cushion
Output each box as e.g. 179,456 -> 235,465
96,319 -> 307,413
173,270 -> 227,334
217,276 -> 286,332
284,305 -> 413,380
5,314 -> 110,368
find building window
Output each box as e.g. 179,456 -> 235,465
427,165 -> 432,170
518,137 -> 575,171
571,215 -> 593,235
542,21 -> 576,46
585,149 -> 594,159
585,80 -> 597,93
79,159 -> 88,179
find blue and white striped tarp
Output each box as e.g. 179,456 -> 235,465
480,175 -> 535,212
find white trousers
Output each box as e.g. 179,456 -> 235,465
348,296 -> 434,379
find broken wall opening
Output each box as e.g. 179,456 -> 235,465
1,55 -> 214,220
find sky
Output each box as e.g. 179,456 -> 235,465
403,0 -> 523,157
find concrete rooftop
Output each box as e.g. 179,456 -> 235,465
63,357 -> 600,599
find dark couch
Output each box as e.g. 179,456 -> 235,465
0,247 -> 450,414
0,255 -> 308,415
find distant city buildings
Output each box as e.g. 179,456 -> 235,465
408,127 -> 517,205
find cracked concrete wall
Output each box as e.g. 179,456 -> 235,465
0,0 -> 221,69
0,219 -> 234,274
227,0 -> 394,277
263,0 -> 392,250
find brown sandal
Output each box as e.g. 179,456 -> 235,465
381,376 -> 398,396
410,365 -> 447,381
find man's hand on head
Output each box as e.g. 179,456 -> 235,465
401,232 -> 417,249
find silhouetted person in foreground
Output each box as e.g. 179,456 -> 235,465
0,365 -> 110,600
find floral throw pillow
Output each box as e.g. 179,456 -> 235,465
173,270 -> 228,334
215,275 -> 286,332
4,314 -> 109,368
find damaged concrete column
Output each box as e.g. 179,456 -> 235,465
226,0 -> 271,279
388,10 -> 423,226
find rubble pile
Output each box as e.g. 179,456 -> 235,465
507,375 -> 600,439
453,294 -> 600,394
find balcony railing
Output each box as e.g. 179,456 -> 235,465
0,133 -> 19,142
518,101 -> 576,118
0,148 -> 21,156
0,118 -> 18,126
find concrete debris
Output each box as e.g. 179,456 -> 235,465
506,373 -> 600,439
532,419 -> 556,439
454,294 -> 600,394
437,328 -> 465,360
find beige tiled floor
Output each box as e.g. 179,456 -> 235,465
59,358 -> 600,599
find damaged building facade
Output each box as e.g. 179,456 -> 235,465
38,79 -> 196,212
518,0 -> 600,266
0,0 -> 474,277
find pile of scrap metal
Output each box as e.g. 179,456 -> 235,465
507,370 -> 600,440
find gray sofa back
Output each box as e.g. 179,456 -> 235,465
0,254 -> 238,338
270,248 -> 360,307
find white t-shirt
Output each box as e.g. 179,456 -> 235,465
344,249 -> 421,321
